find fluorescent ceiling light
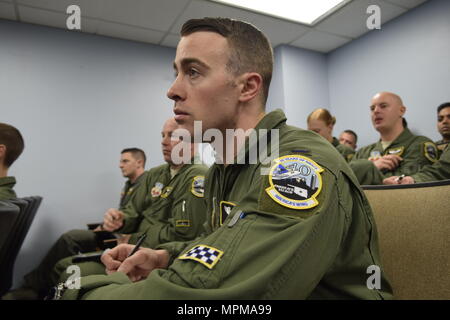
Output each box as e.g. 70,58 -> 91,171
209,0 -> 350,25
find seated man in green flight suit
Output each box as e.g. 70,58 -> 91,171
3,118 -> 208,300
435,102 -> 450,157
0,122 -> 24,200
58,17 -> 393,300
349,92 -> 438,185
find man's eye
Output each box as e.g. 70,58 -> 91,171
188,68 -> 200,78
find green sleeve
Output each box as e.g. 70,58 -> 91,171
349,159 -> 384,185
63,169 -> 387,300
412,146 -> 450,182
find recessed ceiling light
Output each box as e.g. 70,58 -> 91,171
209,0 -> 351,25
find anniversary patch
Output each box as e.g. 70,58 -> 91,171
265,155 -> 324,210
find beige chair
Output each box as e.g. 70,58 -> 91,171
362,180 -> 450,300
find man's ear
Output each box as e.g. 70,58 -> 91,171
0,145 -> 6,159
400,105 -> 406,117
238,72 -> 263,103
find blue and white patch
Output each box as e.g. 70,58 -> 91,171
369,150 -> 382,160
178,244 -> 224,269
191,176 -> 205,198
265,155 -> 324,210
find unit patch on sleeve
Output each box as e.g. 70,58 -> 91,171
178,244 -> 224,269
265,155 -> 324,210
191,176 -> 205,197
423,142 -> 438,162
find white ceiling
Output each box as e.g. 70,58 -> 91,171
0,0 -> 428,53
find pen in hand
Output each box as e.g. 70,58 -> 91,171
127,233 -> 147,258
395,174 -> 405,183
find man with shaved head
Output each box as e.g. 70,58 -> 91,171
350,92 -> 438,185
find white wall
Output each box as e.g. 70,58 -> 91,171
327,0 -> 450,147
0,19 -> 177,287
273,45 -> 330,129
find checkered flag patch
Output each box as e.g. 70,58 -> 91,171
178,245 -> 224,269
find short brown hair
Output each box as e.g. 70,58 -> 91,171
0,123 -> 24,168
307,108 -> 336,126
181,17 -> 274,105
121,148 -> 146,167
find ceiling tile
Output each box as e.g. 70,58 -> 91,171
290,30 -> 351,53
96,21 -> 166,45
97,0 -> 190,32
160,33 -> 181,48
314,0 -> 406,39
382,0 -> 428,9
19,5 -> 69,29
171,0 -> 311,47
0,2 -> 16,20
17,0 -> 102,17
19,6 -> 99,33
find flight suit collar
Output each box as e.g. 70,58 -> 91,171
376,128 -> 413,151
232,109 -> 287,166
0,176 -> 16,188
332,137 -> 340,148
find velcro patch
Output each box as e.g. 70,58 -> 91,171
386,146 -> 404,157
160,186 -> 173,198
265,155 -> 324,210
178,245 -> 224,269
151,182 -> 164,197
191,176 -> 205,197
424,142 -> 438,162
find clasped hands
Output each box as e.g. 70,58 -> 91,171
101,244 -> 170,282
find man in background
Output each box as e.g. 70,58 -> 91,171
435,102 -> 450,157
339,129 -> 358,150
350,92 -> 438,185
0,122 -> 24,200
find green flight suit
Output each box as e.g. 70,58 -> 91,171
0,176 -> 17,200
53,162 -> 208,290
435,139 -> 449,158
350,128 -> 438,185
332,137 -> 355,162
20,171 -> 151,297
61,109 -> 392,300
411,145 -> 450,182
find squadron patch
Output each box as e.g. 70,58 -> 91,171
265,155 -> 324,210
178,244 -> 224,269
386,146 -> 404,157
220,201 -> 236,226
424,142 -> 438,162
369,150 -> 382,160
191,176 -> 205,198
151,182 -> 164,197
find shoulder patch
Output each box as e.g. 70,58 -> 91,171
424,142 -> 438,162
386,146 -> 404,157
191,176 -> 205,197
178,244 -> 224,269
265,155 -> 324,210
